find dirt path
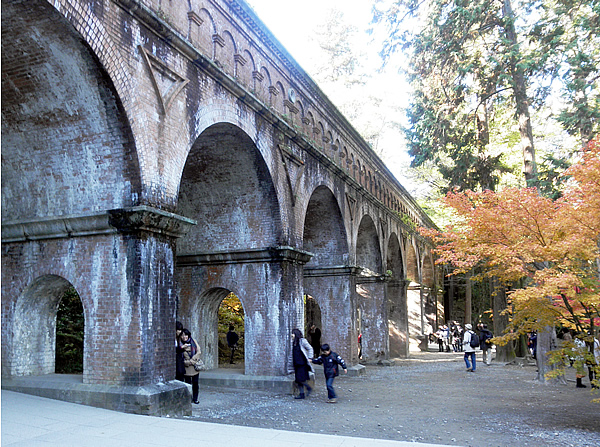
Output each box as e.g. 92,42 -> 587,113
188,351 -> 600,446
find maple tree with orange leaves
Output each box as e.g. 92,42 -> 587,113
420,137 -> 600,389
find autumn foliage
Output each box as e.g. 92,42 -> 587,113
420,137 -> 600,387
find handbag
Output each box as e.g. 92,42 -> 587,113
194,359 -> 206,371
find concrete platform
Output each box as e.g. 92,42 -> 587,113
1,363 -> 367,417
1,390 -> 451,447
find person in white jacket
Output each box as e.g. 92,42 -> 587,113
463,324 -> 477,372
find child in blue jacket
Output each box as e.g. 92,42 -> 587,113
311,343 -> 347,403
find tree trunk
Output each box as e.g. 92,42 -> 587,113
465,270 -> 472,325
492,278 -> 514,362
535,326 -> 558,382
503,0 -> 538,187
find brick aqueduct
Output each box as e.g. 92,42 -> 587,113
1,0 -> 442,415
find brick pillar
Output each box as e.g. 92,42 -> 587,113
176,246 -> 312,377
388,279 -> 409,358
105,206 -> 196,386
356,273 -> 390,363
304,266 -> 360,365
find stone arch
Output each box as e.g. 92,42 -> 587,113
1,0 -> 141,221
422,252 -> 435,289
332,138 -> 341,161
188,7 -> 216,55
302,185 -> 353,363
176,122 -> 282,253
356,215 -> 382,274
259,65 -> 271,101
275,81 -> 285,112
406,239 -> 419,283
343,147 -> 350,172
318,122 -> 325,147
355,214 -> 386,362
218,30 -> 236,74
303,185 -> 348,267
421,250 -> 437,336
179,98 -> 280,204
175,121 -> 285,376
8,275 -> 87,378
239,48 -> 255,88
405,238 -> 423,351
181,286 -> 244,371
296,101 -> 305,126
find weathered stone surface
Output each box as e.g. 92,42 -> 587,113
1,0 -> 442,415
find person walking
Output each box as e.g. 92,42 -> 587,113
435,327 -> 444,352
479,323 -> 493,366
287,328 -> 314,399
463,324 -> 477,372
181,328 -> 202,404
442,325 -> 451,352
226,324 -> 239,364
312,343 -> 347,403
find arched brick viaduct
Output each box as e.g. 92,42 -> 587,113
1,0 -> 442,415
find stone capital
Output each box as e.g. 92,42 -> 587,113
0,206 -> 197,243
177,246 -> 313,266
303,265 -> 362,278
107,206 -> 197,238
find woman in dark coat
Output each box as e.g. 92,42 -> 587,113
287,328 -> 314,399
176,321 -> 185,381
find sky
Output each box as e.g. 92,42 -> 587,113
244,0 -> 420,195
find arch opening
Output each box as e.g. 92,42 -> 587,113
10,275 -> 86,379
218,292 -> 245,367
177,122 -> 281,254
1,0 -> 140,222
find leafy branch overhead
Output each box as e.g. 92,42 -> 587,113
374,0 -> 599,196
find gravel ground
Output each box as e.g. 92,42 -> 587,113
185,350 -> 600,447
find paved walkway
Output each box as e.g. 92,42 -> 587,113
1,390 -> 450,447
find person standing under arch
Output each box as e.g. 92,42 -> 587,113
181,328 -> 202,404
308,324 -> 321,357
176,321 -> 185,381
226,324 -> 239,364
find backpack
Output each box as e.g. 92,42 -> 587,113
469,331 -> 480,348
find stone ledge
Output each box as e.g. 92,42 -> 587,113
197,371 -> 295,394
1,206 -> 197,242
1,375 -> 191,417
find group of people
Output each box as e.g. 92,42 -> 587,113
433,321 -> 495,373
175,321 -> 348,404
462,323 -> 494,372
559,328 -> 600,389
288,327 -> 347,403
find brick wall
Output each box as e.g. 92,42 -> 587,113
1,0 -> 441,399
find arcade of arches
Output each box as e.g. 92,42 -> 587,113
1,0 -> 444,415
